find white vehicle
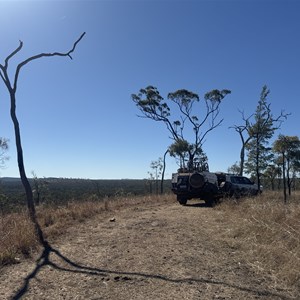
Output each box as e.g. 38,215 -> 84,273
216,173 -> 260,198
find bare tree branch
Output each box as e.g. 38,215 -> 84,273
4,40 -> 23,69
13,32 -> 86,92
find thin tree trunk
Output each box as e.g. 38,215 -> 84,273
256,134 -> 261,192
239,145 -> 245,176
287,158 -> 291,196
270,176 -> 275,191
282,152 -> 287,204
160,149 -> 168,194
10,92 -> 46,245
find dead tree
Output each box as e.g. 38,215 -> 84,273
0,33 -> 85,246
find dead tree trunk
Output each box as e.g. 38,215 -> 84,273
0,32 -> 85,246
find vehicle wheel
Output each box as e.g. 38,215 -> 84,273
204,191 -> 216,207
222,182 -> 233,198
177,196 -> 187,205
205,197 -> 215,207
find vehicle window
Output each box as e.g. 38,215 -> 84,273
231,176 -> 241,184
237,177 -> 243,184
232,176 -> 251,184
230,177 -> 236,183
242,177 -> 252,184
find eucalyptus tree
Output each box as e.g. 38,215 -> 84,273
273,135 -> 300,201
168,139 -> 190,169
244,85 -> 288,191
0,138 -> 9,213
227,161 -> 241,175
132,86 -> 230,171
0,138 -> 9,168
149,157 -> 163,195
263,163 -> 281,191
0,33 -> 85,245
169,138 -> 208,171
230,111 -> 253,176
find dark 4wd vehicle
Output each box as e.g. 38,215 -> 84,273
172,171 -> 260,206
171,171 -> 222,206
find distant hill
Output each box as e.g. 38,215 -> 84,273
1,177 -> 23,183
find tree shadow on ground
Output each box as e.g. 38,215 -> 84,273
11,242 -> 293,300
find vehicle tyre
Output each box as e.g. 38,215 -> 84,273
177,196 -> 187,205
205,198 -> 215,207
204,190 -> 216,207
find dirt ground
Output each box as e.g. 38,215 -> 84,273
0,199 -> 297,300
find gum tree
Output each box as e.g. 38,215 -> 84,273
273,135 -> 300,202
230,111 -> 253,176
0,138 -> 9,167
132,86 -> 230,171
244,85 -> 288,191
149,158 -> 163,195
0,33 -> 85,246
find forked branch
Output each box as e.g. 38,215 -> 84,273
13,32 -> 86,92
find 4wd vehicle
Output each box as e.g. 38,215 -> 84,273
216,173 -> 260,198
172,170 -> 260,206
171,170 -> 223,206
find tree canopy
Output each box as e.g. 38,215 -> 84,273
132,86 -> 231,171
233,85 -> 289,190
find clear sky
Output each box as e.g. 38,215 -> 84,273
0,0 -> 299,180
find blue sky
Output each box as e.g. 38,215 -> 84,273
0,0 -> 299,179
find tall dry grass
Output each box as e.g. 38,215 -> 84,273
0,194 -> 174,265
217,191 -> 300,290
0,211 -> 37,265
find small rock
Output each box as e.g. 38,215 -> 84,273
14,257 -> 21,264
110,217 -> 116,222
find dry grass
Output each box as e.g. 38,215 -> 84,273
1,191 -> 299,292
0,194 -> 174,266
0,212 -> 37,265
217,191 -> 300,290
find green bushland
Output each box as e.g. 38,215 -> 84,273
0,177 -> 172,214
